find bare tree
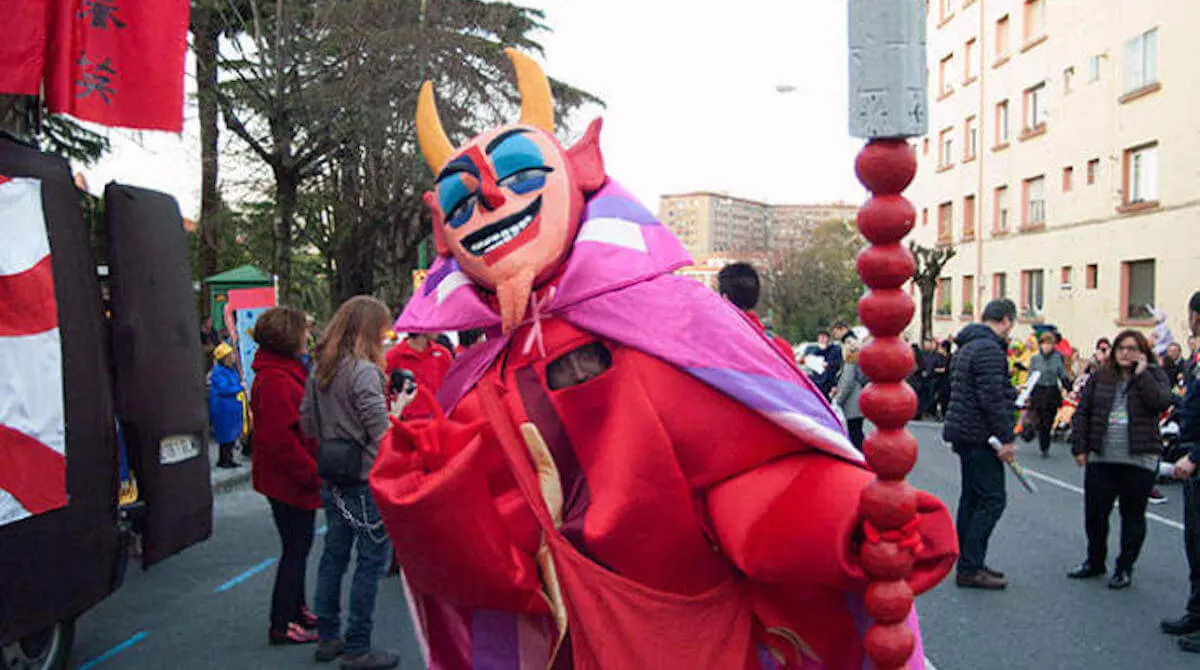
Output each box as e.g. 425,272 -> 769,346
909,241 -> 957,341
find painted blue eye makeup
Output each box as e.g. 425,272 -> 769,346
438,174 -> 476,228
446,196 -> 476,228
499,168 -> 549,194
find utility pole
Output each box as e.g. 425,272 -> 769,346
846,1 -> 928,668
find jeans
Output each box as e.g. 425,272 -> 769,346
955,444 -> 1007,575
315,483 -> 392,654
1083,462 -> 1155,571
1185,476 -> 1200,616
269,498 -> 316,630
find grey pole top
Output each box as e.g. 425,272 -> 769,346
848,0 -> 928,139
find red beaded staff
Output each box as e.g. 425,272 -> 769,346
848,1 -> 928,668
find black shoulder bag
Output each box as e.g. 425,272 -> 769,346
313,382 -> 367,486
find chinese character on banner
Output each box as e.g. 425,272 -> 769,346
44,0 -> 190,132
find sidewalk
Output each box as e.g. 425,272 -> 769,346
208,439 -> 252,495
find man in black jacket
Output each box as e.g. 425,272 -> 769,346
943,298 -> 1018,590
1162,291 -> 1200,650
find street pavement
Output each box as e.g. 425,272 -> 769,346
70,488 -> 423,669
908,422 -> 1194,670
68,424 -> 1197,669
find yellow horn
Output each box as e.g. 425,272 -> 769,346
416,81 -> 454,173
505,48 -> 555,133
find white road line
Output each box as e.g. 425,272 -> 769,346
924,655 -> 939,670
1021,467 -> 1185,531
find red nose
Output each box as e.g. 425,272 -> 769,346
478,172 -> 506,211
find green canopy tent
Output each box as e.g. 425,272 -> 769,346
204,265 -> 274,332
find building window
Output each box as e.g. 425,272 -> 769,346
1061,265 -> 1073,288
1123,142 -> 1159,206
937,201 -> 954,243
1023,0 -> 1046,43
1063,66 -> 1075,94
1088,55 -> 1102,82
994,185 -> 1010,233
964,38 -> 977,81
939,0 -> 953,22
1086,264 -> 1098,289
993,272 -> 1008,300
937,277 -> 953,316
1124,28 -> 1159,94
1062,166 -> 1074,192
1122,259 -> 1155,321
1021,269 -> 1045,317
995,100 -> 1010,145
1087,158 -> 1099,185
939,54 -> 955,97
939,127 -> 954,168
995,15 -> 1010,59
963,195 -> 976,239
964,116 -> 978,160
1023,82 -> 1046,131
962,275 -> 975,316
1023,176 -> 1046,227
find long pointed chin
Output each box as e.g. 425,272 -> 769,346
496,268 -> 536,334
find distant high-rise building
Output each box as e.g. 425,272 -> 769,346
658,192 -> 856,256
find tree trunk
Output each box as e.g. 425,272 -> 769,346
193,11 -> 221,317
273,170 -> 297,301
918,280 -> 936,341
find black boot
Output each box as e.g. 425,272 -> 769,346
216,442 -> 240,468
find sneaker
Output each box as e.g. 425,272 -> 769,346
340,649 -> 400,669
1162,616 -> 1200,636
955,571 -> 1008,590
315,639 -> 345,663
299,606 -> 318,630
1149,487 -> 1168,505
269,622 -> 318,645
1067,562 -> 1106,579
1108,568 -> 1132,590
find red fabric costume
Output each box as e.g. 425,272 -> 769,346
386,338 -> 454,420
369,49 -> 956,669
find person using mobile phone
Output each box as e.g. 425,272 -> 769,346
384,332 -> 452,420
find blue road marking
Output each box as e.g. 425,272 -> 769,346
78,631 -> 148,669
213,557 -> 277,593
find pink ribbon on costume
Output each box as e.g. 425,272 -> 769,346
522,286 -> 558,359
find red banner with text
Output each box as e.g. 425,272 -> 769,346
41,0 -> 190,132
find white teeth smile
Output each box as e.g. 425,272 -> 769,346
465,212 -> 536,256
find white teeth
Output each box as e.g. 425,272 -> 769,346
466,211 -> 536,255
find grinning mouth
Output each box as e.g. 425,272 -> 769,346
460,197 -> 542,257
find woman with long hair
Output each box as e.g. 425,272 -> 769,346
1028,332 -> 1072,456
250,306 -> 320,645
300,296 -> 399,670
1068,330 -> 1173,589
834,337 -> 868,450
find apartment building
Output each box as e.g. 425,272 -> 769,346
659,192 -> 855,256
910,0 -> 1200,349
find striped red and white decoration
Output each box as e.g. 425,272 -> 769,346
0,175 -> 66,527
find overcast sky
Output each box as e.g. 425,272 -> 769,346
81,0 -> 866,218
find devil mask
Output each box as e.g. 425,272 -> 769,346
418,49 -> 606,332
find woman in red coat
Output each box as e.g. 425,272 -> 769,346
250,306 -> 321,645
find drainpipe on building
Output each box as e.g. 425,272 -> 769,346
976,0 -> 987,321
